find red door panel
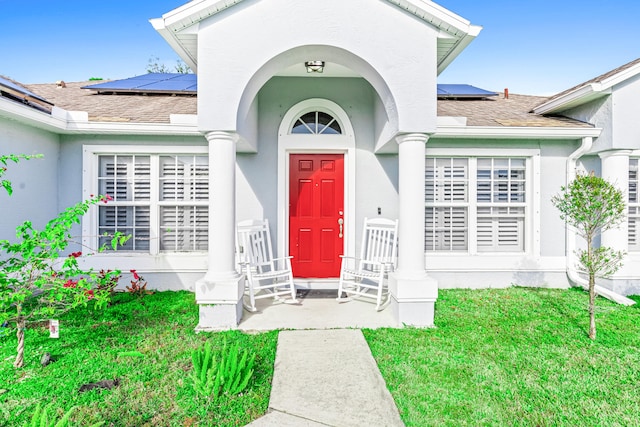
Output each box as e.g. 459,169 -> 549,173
289,154 -> 344,278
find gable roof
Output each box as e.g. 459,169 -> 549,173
150,0 -> 482,75
533,57 -> 640,115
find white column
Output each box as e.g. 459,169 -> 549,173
389,133 -> 438,327
205,131 -> 239,280
599,150 -> 631,252
195,131 -> 244,330
396,133 -> 428,274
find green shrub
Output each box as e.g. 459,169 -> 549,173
191,339 -> 256,399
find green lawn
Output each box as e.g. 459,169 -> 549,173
365,287 -> 640,427
0,291 -> 277,427
3,288 -> 640,426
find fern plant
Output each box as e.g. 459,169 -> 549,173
26,403 -> 104,427
191,339 -> 256,399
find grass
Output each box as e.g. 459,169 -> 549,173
4,287 -> 639,426
364,287 -> 640,426
0,291 -> 277,426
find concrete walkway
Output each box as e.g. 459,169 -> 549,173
247,329 -> 405,427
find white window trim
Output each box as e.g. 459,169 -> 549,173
628,157 -> 640,251
424,147 -> 541,258
82,145 -> 209,259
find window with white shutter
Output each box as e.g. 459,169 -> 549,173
96,153 -> 209,253
629,159 -> 640,251
425,156 -> 527,253
425,158 -> 468,251
476,158 -> 526,252
159,156 -> 209,251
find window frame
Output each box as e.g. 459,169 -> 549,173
83,145 -> 209,256
425,148 -> 539,256
629,158 -> 640,251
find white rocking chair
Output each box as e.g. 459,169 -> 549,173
337,217 -> 398,311
237,219 -> 298,312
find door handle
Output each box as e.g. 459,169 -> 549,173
338,218 -> 344,238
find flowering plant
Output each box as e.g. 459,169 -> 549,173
126,269 -> 150,297
0,192 -> 129,368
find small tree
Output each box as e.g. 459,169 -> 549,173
552,173 -> 626,339
146,56 -> 192,74
0,195 -> 129,367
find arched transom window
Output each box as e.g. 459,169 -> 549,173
291,111 -> 342,135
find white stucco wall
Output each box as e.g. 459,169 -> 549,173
196,0 -> 438,138
564,97 -> 613,152
238,76 -> 399,257
0,117 -> 59,235
611,74 -> 640,150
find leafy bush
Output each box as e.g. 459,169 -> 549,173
191,339 -> 256,400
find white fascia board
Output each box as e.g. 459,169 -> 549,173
65,121 -> 201,136
0,97 -> 67,132
532,83 -> 610,115
534,62 -> 640,114
395,0 -> 474,34
155,0 -> 480,71
0,97 -> 201,137
149,18 -> 198,72
161,0 -> 237,30
433,125 -> 602,140
437,27 -> 482,75
599,61 -> 640,89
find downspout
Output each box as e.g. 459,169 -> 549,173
565,137 -> 635,306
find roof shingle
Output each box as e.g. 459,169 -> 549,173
25,80 -> 590,128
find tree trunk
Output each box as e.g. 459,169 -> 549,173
588,273 -> 596,340
14,318 -> 25,368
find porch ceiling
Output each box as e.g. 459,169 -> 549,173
150,0 -> 481,75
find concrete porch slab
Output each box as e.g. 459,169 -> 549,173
237,291 -> 399,331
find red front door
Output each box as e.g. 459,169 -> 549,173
289,154 -> 344,278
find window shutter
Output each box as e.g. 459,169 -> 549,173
159,156 -> 209,251
477,207 -> 524,252
425,158 -> 468,251
629,160 -> 639,251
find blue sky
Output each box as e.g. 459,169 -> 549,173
2,0 -> 639,96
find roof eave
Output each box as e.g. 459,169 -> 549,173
433,125 -> 602,140
154,0 -> 480,72
437,25 -> 482,75
0,97 -> 66,132
532,83 -> 610,115
0,97 -> 202,136
149,18 -> 199,73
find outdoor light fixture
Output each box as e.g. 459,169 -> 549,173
305,61 -> 325,73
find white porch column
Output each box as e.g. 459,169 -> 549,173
389,133 -> 438,327
599,150 -> 631,252
195,131 -> 244,330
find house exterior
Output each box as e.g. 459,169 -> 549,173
0,0 -> 637,330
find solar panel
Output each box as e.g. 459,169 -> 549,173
82,73 -> 495,99
437,84 -> 497,99
0,76 -> 52,104
82,73 -> 197,94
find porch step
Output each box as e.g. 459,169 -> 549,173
246,329 -> 405,427
294,278 -> 340,290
